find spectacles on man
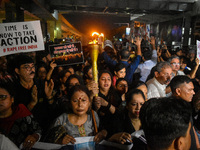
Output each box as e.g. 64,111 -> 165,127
0,95 -> 8,100
21,65 -> 35,71
171,63 -> 180,66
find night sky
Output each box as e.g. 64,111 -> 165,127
63,13 -> 130,37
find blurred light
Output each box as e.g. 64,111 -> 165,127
100,33 -> 104,37
126,27 -> 130,35
56,27 -> 59,30
92,32 -> 99,36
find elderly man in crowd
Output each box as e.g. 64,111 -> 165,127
146,61 -> 172,99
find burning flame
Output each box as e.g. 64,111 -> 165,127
100,33 -> 104,37
92,32 -> 99,36
89,39 -> 98,44
89,32 -> 104,44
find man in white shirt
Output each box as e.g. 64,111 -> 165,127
146,61 -> 172,99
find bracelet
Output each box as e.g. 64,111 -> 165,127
106,103 -> 111,111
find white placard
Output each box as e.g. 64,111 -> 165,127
0,20 -> 44,56
197,40 -> 200,64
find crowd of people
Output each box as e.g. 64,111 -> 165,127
0,35 -> 200,150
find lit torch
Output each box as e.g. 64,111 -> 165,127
88,32 -> 104,96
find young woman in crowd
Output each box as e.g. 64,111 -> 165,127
108,89 -> 146,144
0,82 -> 42,149
54,69 -> 71,96
115,78 -> 128,111
36,63 -> 48,81
135,81 -> 148,101
93,70 -> 121,133
83,65 -> 93,85
113,63 -> 126,87
65,74 -> 84,92
49,85 -> 107,144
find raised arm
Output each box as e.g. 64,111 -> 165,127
133,36 -> 142,56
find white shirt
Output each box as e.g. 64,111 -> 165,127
0,134 -> 19,150
136,50 -> 157,82
171,70 -> 185,79
146,77 -> 167,99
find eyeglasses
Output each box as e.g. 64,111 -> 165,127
21,65 -> 35,71
171,63 -> 180,66
118,84 -> 128,88
0,95 -> 8,100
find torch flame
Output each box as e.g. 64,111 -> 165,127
92,32 -> 99,36
100,33 -> 104,37
89,39 -> 98,44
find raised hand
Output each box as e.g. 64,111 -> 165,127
150,36 -> 156,50
50,60 -> 57,69
195,58 -> 200,66
133,36 -> 142,47
45,79 -> 54,99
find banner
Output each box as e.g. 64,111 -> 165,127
0,20 -> 44,57
197,40 -> 200,64
49,42 -> 84,66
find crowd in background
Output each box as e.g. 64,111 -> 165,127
0,35 -> 200,150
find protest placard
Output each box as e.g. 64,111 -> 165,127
0,20 -> 44,57
49,42 -> 84,66
197,40 -> 200,64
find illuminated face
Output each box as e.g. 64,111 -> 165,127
126,93 -> 145,119
60,72 -> 71,84
99,73 -> 112,92
180,58 -> 187,70
16,63 -> 35,81
137,85 -> 148,101
176,50 -> 182,57
116,80 -> 128,94
68,68 -> 74,74
0,88 -> 13,116
177,82 -> 195,102
155,67 -> 172,85
115,68 -> 126,78
68,78 -> 80,89
87,68 -> 93,79
37,67 -> 47,80
71,90 -> 90,116
170,58 -> 180,73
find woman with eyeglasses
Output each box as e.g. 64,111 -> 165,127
0,82 -> 42,149
115,78 -> 128,111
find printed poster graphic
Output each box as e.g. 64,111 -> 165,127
0,20 -> 44,57
49,42 -> 84,66
197,40 -> 200,64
